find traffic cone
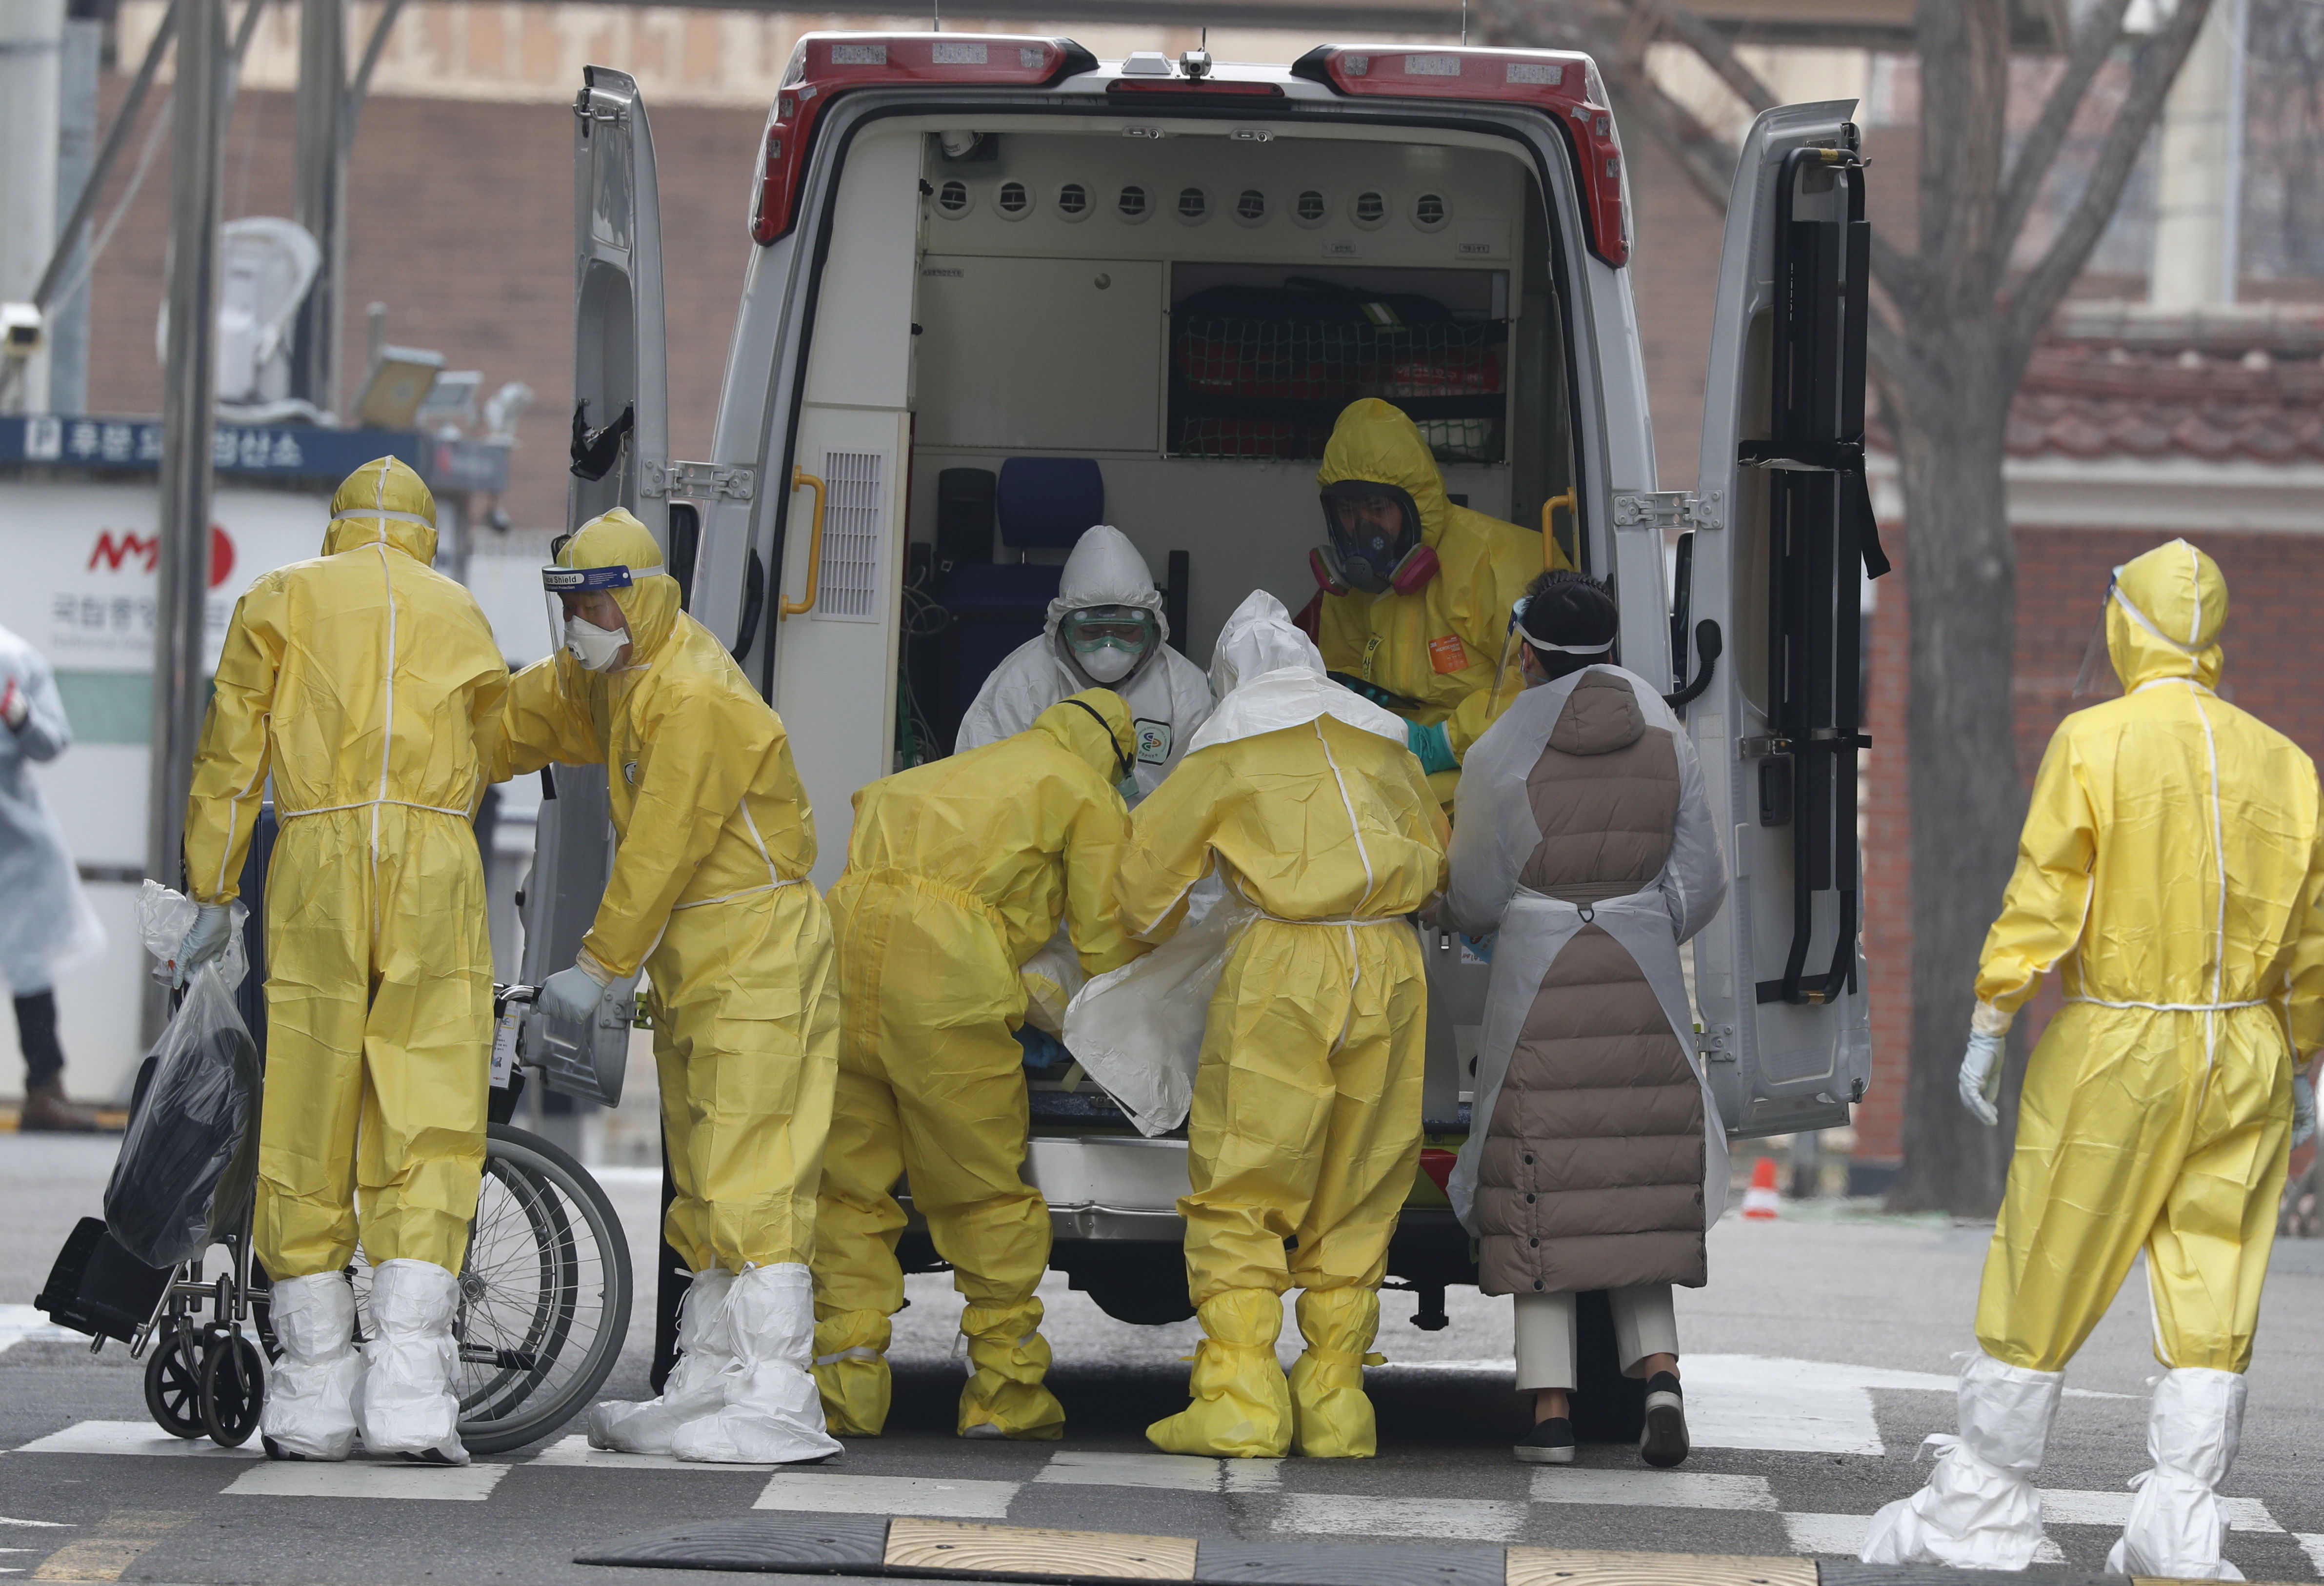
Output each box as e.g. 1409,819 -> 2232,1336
1742,1155 -> 1781,1220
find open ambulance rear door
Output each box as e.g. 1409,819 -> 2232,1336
1682,101 -> 1884,1140
524,66 -> 672,987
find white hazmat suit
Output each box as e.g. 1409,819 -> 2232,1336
956,525 -> 1213,799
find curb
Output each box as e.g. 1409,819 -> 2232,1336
575,1515 -> 2288,1585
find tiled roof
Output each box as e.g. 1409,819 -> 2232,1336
1874,303 -> 2324,465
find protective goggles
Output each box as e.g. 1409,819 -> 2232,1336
1060,606 -> 1157,652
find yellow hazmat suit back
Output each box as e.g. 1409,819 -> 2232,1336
185,456 -> 508,1278
494,510 -> 839,1275
1314,399 -> 1567,798
1118,712 -> 1447,1457
1973,539 -> 2324,1374
813,692 -> 1142,1441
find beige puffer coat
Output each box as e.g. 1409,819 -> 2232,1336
1441,666 -> 1728,1297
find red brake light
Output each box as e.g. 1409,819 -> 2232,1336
750,32 -> 1097,245
1288,45 -> 1630,268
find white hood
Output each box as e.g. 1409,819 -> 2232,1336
1189,590 -> 1405,754
1043,524 -> 1168,642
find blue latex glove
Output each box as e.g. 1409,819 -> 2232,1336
538,962 -> 609,1029
1406,719 -> 1458,776
1017,1026 -> 1071,1071
172,903 -> 236,989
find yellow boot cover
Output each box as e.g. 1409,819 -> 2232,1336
812,1309 -> 891,1438
958,1298 -> 1065,1440
1289,1287 -> 1385,1459
1146,1289 -> 1291,1459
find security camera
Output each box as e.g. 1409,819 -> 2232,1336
0,303 -> 42,358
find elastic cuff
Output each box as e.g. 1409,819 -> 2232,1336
1971,1000 -> 2014,1037
575,946 -> 618,986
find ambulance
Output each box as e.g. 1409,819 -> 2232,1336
534,37 -> 1878,1334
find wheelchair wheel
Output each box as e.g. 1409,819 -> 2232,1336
199,1332 -> 264,1447
143,1328 -> 205,1439
351,1123 -> 631,1456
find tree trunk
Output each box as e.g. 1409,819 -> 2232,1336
1886,360 -> 2026,1214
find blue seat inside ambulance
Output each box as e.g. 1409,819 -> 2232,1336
937,457 -> 1104,753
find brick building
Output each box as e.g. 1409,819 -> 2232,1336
1852,307 -> 2324,1191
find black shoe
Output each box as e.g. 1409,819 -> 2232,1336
1514,1415 -> 1576,1465
1640,1371 -> 1688,1468
397,1448 -> 459,1466
260,1436 -> 306,1462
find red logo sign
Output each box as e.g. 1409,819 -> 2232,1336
87,525 -> 238,588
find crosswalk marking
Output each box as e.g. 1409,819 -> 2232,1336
754,1473 -> 1017,1520
524,1434 -> 775,1472
1529,1469 -> 1777,1511
1778,1511 -> 2066,1565
0,1306 -> 76,1361
2295,1532 -> 2324,1573
1222,1459 -> 1281,1493
9,1422 -> 256,1459
224,1462 -> 510,1502
1273,1494 -> 1527,1542
2036,1488 -> 2281,1533
1033,1450 -> 1220,1491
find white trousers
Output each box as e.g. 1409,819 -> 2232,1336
1513,1285 -> 1680,1392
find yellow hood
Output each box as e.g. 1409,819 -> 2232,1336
324,456 -> 438,562
1032,689 -> 1134,782
1316,398 -> 1452,544
558,509 -> 679,663
2107,538 -> 2226,694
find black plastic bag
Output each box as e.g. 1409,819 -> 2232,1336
102,962 -> 261,1269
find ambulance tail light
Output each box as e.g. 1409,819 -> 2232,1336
1288,44 -> 1631,267
751,32 -> 1097,244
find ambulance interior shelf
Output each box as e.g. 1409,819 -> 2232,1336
1167,270 -> 1507,464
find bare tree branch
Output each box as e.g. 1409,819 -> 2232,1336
1595,47 -> 1744,209
1629,0 -> 1780,115
1918,2 -> 2013,317
1994,0 -> 2135,264
2005,0 -> 2214,357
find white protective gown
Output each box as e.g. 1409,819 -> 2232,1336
956,525 -> 1214,799
1442,664 -> 1731,1233
0,624 -> 104,994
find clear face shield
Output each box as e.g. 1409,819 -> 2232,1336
1487,594 -> 1617,712
543,561 -> 635,672
1058,604 -> 1159,686
2070,570 -> 2121,699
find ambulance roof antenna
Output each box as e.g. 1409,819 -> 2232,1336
931,0 -> 940,31
1461,0 -> 1468,45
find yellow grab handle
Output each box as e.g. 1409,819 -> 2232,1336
1541,491 -> 1575,571
781,465 -> 825,619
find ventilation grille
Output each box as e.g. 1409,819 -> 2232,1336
817,450 -> 883,621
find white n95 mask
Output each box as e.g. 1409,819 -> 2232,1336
563,616 -> 629,672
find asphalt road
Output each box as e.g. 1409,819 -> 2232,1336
5,1130 -> 2323,1585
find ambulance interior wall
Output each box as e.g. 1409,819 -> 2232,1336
893,123 -> 1562,664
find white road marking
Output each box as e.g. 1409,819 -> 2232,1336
522,1434 -> 776,1472
225,1462 -> 511,1501
1222,1459 -> 1281,1493
1034,1450 -> 1219,1491
2293,1533 -> 2324,1575
1529,1469 -> 1777,1511
754,1473 -> 1018,1520
0,1521 -> 69,1528
1272,1494 -> 1527,1542
0,1306 -> 77,1360
1781,1511 -> 2064,1563
9,1422 -> 259,1458
2037,1488 -> 2280,1534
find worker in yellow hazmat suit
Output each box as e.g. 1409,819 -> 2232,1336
179,456 -> 506,1465
495,509 -> 840,1465
1119,606 -> 1449,1459
811,691 -> 1144,1443
1863,540 -> 2324,1580
1310,398 -> 1567,801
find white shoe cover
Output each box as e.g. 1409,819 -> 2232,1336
587,1268 -> 734,1455
1859,1350 -> 2062,1568
671,1263 -> 842,1465
2105,1367 -> 2248,1581
259,1272 -> 363,1460
357,1258 -> 468,1465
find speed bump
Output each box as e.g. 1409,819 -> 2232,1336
577,1514 -> 2285,1584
